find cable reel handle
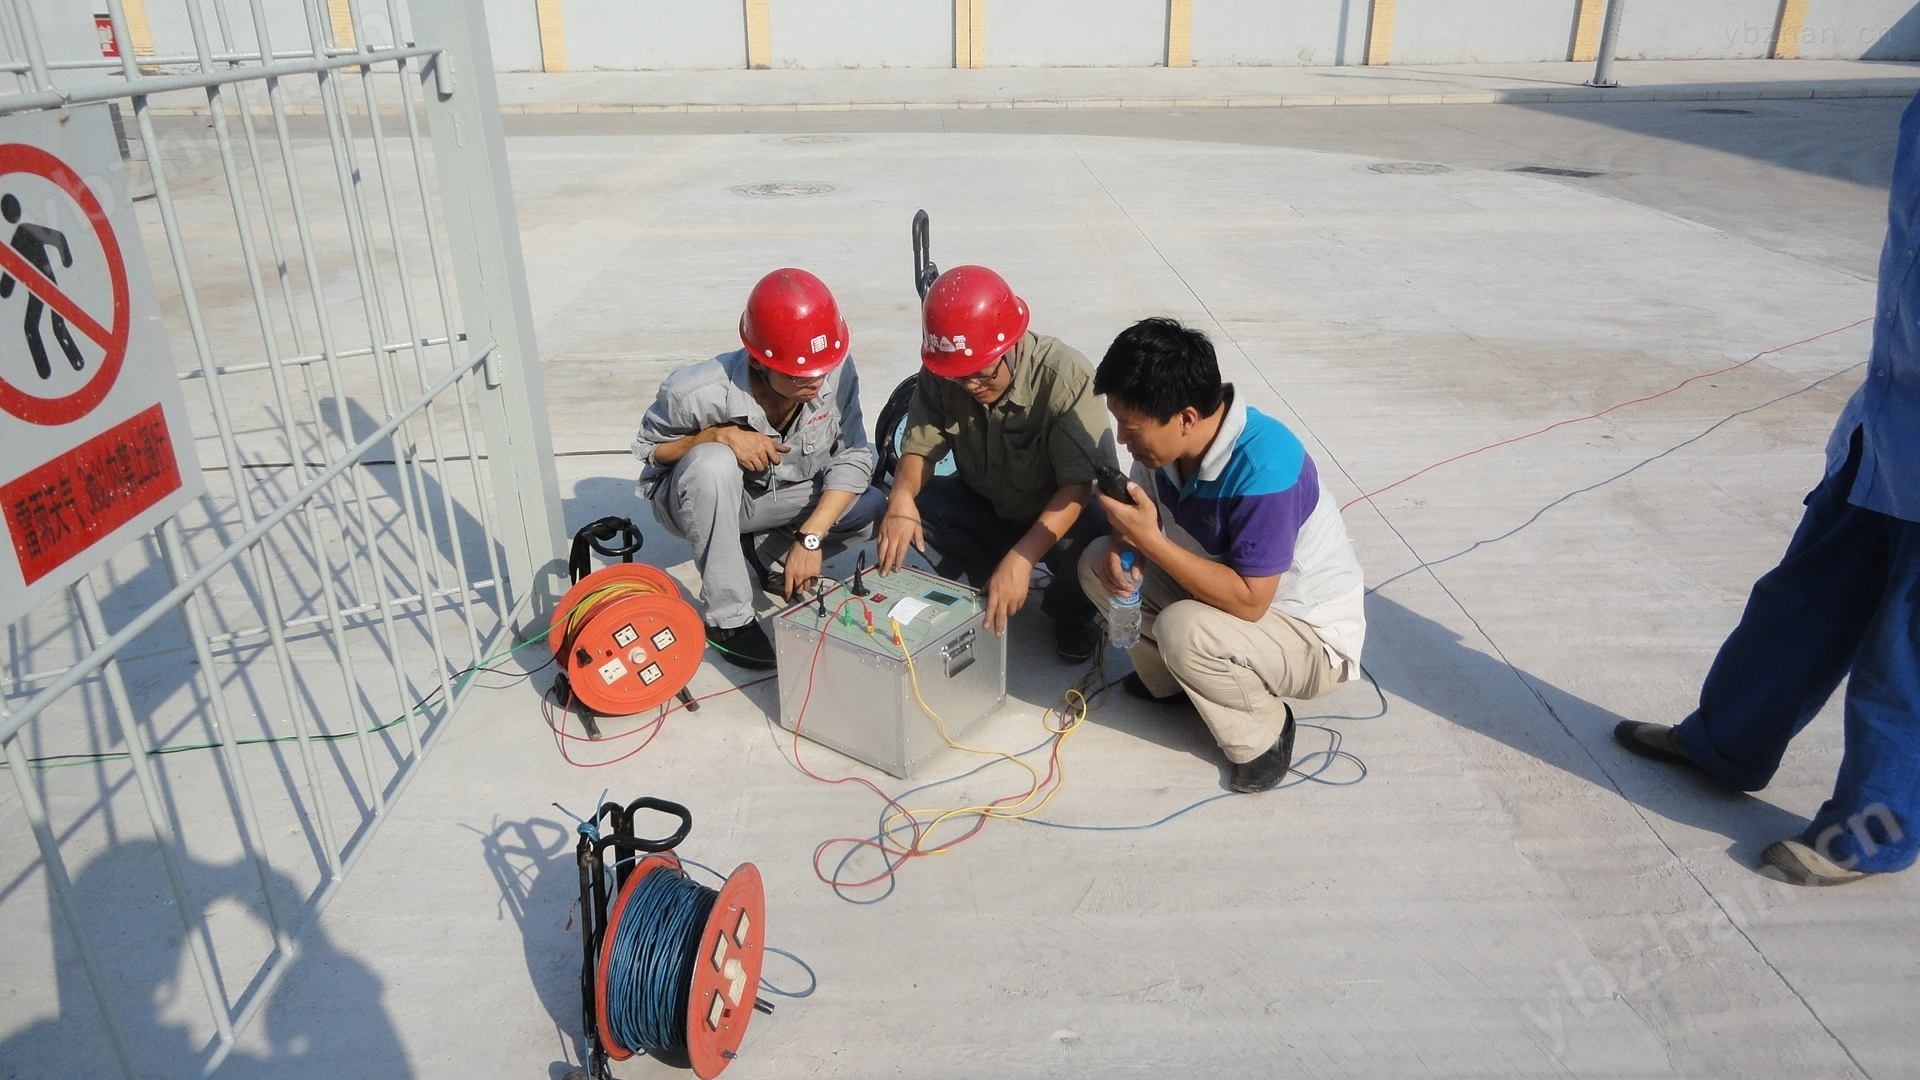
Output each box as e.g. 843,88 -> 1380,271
621,796 -> 693,852
912,209 -> 937,301
569,516 -> 645,584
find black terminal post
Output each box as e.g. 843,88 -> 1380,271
815,580 -> 829,620
852,549 -> 870,597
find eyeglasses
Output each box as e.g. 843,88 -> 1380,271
946,357 -> 1008,387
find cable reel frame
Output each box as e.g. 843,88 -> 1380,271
573,797 -> 768,1080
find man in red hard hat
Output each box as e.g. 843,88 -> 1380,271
877,265 -> 1115,662
634,269 -> 883,669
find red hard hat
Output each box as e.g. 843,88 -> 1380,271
739,268 -> 850,377
919,265 -> 1030,378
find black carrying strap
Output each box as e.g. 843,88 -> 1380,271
568,516 -> 644,584
872,370 -> 922,488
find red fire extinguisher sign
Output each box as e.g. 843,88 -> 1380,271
94,13 -> 120,59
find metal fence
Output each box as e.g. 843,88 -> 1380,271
0,1 -> 563,1074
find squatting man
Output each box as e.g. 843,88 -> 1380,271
630,269 -> 1369,793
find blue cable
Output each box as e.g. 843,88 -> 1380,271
602,865 -> 716,1056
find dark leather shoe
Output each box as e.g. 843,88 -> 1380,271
708,621 -> 776,670
1122,672 -> 1183,704
1055,621 -> 1101,663
1230,705 -> 1296,794
1613,721 -> 1698,771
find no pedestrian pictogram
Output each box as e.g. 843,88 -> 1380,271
0,140 -> 130,426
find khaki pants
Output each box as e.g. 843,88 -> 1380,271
1077,537 -> 1342,763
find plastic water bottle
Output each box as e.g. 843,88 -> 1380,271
1108,552 -> 1142,650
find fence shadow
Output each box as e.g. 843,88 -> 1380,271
0,837 -> 411,1078
472,814 -> 603,1078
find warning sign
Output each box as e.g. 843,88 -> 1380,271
0,107 -> 201,626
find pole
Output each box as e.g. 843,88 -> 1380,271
1588,0 -> 1625,87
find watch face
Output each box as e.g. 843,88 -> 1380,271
802,534 -> 822,551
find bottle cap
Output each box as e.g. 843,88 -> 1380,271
1120,552 -> 1136,572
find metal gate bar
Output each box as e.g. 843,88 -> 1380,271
0,0 -> 565,1073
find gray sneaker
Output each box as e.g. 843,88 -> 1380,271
1760,839 -> 1873,887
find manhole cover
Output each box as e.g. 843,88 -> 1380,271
1508,164 -> 1606,179
780,134 -> 850,144
1368,161 -> 1451,175
732,181 -> 838,198
1692,107 -> 1754,115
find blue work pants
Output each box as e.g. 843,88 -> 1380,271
1674,432 -> 1920,873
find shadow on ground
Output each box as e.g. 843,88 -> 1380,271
0,839 -> 410,1079
1363,590 -> 1809,867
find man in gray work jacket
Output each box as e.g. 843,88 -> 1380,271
633,269 -> 884,669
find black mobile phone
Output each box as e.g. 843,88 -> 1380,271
1095,465 -> 1131,502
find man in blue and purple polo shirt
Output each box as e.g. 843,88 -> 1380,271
1078,317 -> 1365,792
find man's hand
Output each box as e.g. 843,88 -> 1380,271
713,426 -> 789,471
1098,543 -> 1142,598
876,501 -> 925,574
983,551 -> 1034,635
783,541 -> 823,600
1098,482 -> 1160,549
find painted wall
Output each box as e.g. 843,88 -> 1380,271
1615,0 -> 1782,61
96,0 -> 432,62
1390,0 -> 1582,65
130,0 -> 313,61
988,0 -> 1167,67
479,0 -> 542,71
1190,0 -> 1370,66
772,0 -> 951,68
21,2 -> 115,93
565,0 -> 745,71
60,0 -> 1920,72
1795,0 -> 1920,61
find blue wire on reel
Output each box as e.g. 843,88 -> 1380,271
602,865 -> 719,1057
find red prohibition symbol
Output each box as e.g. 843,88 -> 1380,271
0,141 -> 131,426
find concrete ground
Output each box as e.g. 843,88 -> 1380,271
6,64 -> 1919,1078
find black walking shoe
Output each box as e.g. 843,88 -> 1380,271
1121,672 -> 1183,704
1229,705 -> 1296,794
708,621 -> 776,670
1055,621 -> 1101,664
1612,721 -> 1699,771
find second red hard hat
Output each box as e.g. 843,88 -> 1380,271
919,265 -> 1030,379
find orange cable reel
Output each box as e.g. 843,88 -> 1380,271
551,563 -> 707,716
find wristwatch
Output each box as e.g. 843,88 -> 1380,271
799,532 -> 823,552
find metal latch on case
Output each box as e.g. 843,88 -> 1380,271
942,629 -> 976,678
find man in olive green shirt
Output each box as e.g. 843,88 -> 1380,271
877,265 -> 1114,662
